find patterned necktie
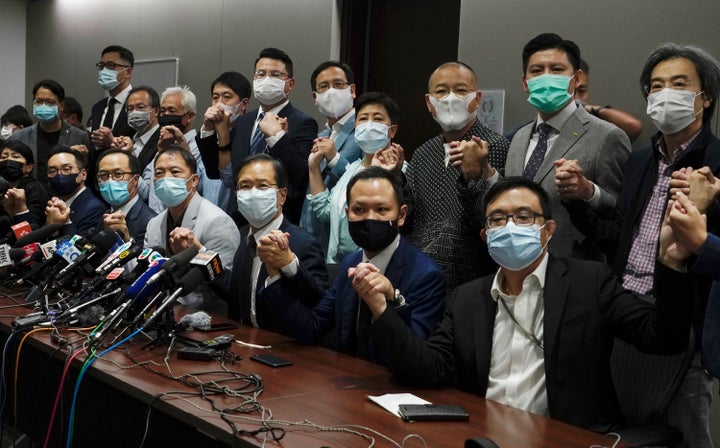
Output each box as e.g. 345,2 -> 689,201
249,112 -> 266,154
102,97 -> 118,129
523,123 -> 551,179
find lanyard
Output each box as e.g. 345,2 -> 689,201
498,297 -> 544,351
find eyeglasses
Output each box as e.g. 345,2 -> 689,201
429,87 -> 474,100
645,79 -> 695,95
96,61 -> 130,71
316,80 -> 349,93
485,212 -> 545,229
253,70 -> 289,80
97,171 -> 135,182
236,183 -> 278,192
32,99 -> 59,107
47,165 -> 78,177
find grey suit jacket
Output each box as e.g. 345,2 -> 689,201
10,122 -> 92,180
506,105 -> 630,259
144,192 -> 241,313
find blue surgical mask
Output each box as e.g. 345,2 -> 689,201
526,74 -> 574,114
99,180 -> 131,206
355,121 -> 390,155
98,68 -> 123,91
487,222 -> 548,271
154,176 -> 191,207
33,104 -> 59,122
236,187 -> 278,228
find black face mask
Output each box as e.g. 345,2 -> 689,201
348,218 -> 399,253
158,114 -> 184,129
48,173 -> 79,196
0,160 -> 25,181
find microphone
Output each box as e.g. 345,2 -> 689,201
0,244 -> 23,268
146,246 -> 199,286
188,250 -> 224,281
176,311 -> 212,331
143,266 -> 208,328
54,230 -> 119,280
13,223 -> 62,247
95,242 -> 142,276
0,215 -> 12,236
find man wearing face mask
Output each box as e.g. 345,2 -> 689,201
204,48 -> 318,225
144,146 -> 240,313
196,71 -> 252,209
0,140 -> 50,226
498,33 -> 631,262
262,167 -> 445,364
216,154 -> 327,332
1,106 -> 33,141
364,176 -> 694,432
111,86 -> 161,172
9,80 -> 91,186
90,45 -> 136,150
564,43 -> 720,448
404,62 -> 510,291
299,61 -> 362,252
42,146 -> 105,235
96,149 -> 156,242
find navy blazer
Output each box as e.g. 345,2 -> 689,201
67,188 -> 107,235
219,217 -> 327,334
692,233 -> 720,378
264,237 -> 446,363
120,198 -> 157,243
370,255 -> 692,432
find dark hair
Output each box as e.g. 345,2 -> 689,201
101,45 -> 135,67
579,59 -> 590,75
156,146 -> 197,174
236,153 -> 288,189
1,105 -> 33,128
639,43 -> 720,124
310,61 -> 355,90
49,145 -> 88,169
255,47 -> 294,78
96,148 -> 142,175
483,176 -> 552,220
32,79 -> 65,103
128,85 -> 160,109
2,140 -> 34,164
62,97 -> 83,123
346,166 -> 404,208
522,33 -> 581,74
354,92 -> 401,125
211,71 -> 251,99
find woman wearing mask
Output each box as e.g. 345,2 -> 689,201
307,92 -> 406,263
0,140 -> 50,226
1,106 -> 33,141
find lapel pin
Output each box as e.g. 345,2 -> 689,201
572,132 -> 578,136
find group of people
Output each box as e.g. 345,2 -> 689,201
1,32 -> 719,447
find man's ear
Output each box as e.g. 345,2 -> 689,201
397,204 -> 408,227
480,227 -> 488,243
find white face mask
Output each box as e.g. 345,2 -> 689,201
428,92 -> 477,131
219,103 -> 241,122
646,88 -> 703,134
0,126 -> 13,140
236,187 -> 278,228
253,77 -> 287,106
315,87 -> 354,119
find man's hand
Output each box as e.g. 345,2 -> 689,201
158,125 -> 190,152
687,166 -> 720,213
349,262 -> 393,318
554,158 -> 594,201
103,211 -> 131,242
659,193 -> 697,270
258,112 -> 287,137
70,144 -> 89,156
669,166 -> 693,197
91,126 -> 115,149
371,143 -> 404,174
45,198 -> 70,226
448,136 -> 492,181
313,137 -> 338,163
202,105 -> 225,132
3,188 -> 28,216
168,227 -> 203,254
257,230 -> 295,277
308,138 -> 333,170
666,191 -> 708,255
111,136 -> 133,151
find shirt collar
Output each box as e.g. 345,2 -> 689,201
490,252 -> 549,301
135,123 -> 159,143
536,100 -> 577,133
362,234 -> 401,275
325,108 -> 355,132
655,129 -> 702,164
258,100 -> 289,118
248,213 -> 284,240
113,84 -> 132,104
114,194 -> 139,215
66,186 -> 86,207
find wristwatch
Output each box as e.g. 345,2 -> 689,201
388,289 -> 406,307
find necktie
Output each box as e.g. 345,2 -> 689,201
523,123 -> 551,179
249,112 -> 266,154
102,97 -> 118,129
235,234 -> 257,323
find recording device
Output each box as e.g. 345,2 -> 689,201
177,346 -> 218,361
200,334 -> 234,350
250,354 -> 292,368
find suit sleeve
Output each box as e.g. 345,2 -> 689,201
267,113 -> 317,193
692,233 -> 720,281
394,261 -> 446,340
269,230 -> 328,307
591,127 -> 631,215
196,133 -> 221,179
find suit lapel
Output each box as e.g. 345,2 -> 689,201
181,193 -> 202,230
534,111 -> 588,183
541,256 -> 570,363
334,117 -> 356,151
505,124 -> 533,176
475,278 -> 497,386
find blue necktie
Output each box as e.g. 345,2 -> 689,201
249,112 -> 266,154
523,123 -> 551,179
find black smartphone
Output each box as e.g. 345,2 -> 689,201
250,353 -> 293,368
196,322 -> 239,333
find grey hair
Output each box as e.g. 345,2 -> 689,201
160,85 -> 197,114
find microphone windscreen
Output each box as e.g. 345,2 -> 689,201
178,311 -> 212,331
13,223 -> 63,247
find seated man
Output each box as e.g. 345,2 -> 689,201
364,176 -> 692,432
43,146 -> 106,235
264,167 -> 446,364
144,146 -> 240,313
96,149 -> 156,242
218,154 -> 327,333
1,140 -> 50,226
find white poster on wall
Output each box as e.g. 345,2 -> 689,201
476,90 -> 504,134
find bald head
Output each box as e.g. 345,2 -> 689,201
428,62 -> 478,91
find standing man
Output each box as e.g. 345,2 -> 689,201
90,45 -> 135,150
112,86 -> 161,171
404,61 -> 510,290
300,61 -> 362,251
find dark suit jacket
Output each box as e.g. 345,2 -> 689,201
67,188 -> 107,235
135,127 -> 160,171
264,237 -> 446,363
90,97 -> 135,138
118,198 -> 157,243
197,103 -> 318,223
692,233 -> 720,378
218,217 -> 328,334
370,255 -> 692,432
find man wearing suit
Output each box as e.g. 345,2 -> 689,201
365,176 -> 692,432
264,167 -> 446,364
144,147 -> 240,314
218,154 -> 327,333
502,33 -> 630,260
43,147 -> 106,235
300,61 -> 362,253
90,45 -> 136,150
198,47 -> 318,224
96,149 -> 156,243
111,86 -> 161,171
10,80 -> 91,186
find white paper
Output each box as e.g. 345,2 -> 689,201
368,393 -> 432,418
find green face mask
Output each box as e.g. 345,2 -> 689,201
526,74 -> 574,114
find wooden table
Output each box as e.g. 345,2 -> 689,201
0,293 -> 607,447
